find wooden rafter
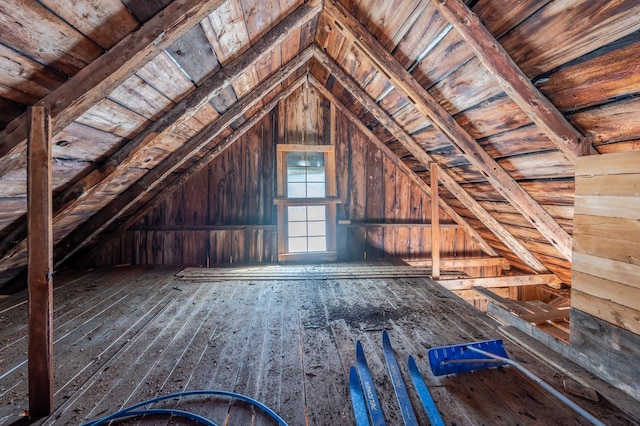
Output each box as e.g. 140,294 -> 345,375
307,71 -> 498,257
54,50 -> 313,266
432,163 -> 548,273
314,50 -> 545,261
0,0 -> 229,177
0,4 -> 321,265
324,1 -> 573,261
75,76 -> 308,266
314,52 -> 547,274
432,0 -> 591,159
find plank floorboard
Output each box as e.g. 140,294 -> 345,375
0,264 -> 635,425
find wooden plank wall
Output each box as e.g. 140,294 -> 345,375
92,84 -> 493,273
571,151 -> 640,400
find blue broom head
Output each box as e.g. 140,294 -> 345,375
428,339 -> 509,376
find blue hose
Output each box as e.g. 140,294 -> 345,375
82,390 -> 289,426
83,408 -> 218,426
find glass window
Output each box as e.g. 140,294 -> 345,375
278,145 -> 335,260
287,205 -> 327,253
286,152 -> 326,198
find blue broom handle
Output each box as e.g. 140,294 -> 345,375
466,346 -> 604,426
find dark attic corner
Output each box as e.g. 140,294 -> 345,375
1,0 -> 639,424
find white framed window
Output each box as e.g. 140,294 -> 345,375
275,144 -> 338,262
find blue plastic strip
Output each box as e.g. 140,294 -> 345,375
408,355 -> 445,426
356,341 -> 386,426
381,331 -> 418,426
350,366 -> 371,426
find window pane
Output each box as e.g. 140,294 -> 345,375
287,167 -> 307,182
288,237 -> 307,253
307,236 -> 326,252
306,167 -> 326,183
307,205 -> 325,221
307,220 -> 326,237
288,206 -> 307,221
287,182 -> 307,198
287,152 -> 305,167
306,182 -> 325,198
288,221 -> 307,237
306,152 -> 324,167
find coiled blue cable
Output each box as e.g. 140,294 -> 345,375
82,390 -> 289,426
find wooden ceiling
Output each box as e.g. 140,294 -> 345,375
0,0 -> 639,288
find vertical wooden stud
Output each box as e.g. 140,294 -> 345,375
27,106 -> 54,415
431,165 -> 440,279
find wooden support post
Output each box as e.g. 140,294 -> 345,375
27,106 -> 54,415
431,164 -> 440,279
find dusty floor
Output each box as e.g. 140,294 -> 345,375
0,264 -> 636,425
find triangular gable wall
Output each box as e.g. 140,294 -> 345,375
92,83 -> 498,276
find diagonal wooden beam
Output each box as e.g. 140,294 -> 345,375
73,76 -> 308,267
432,163 -> 548,273
432,0 -> 591,159
324,0 -> 573,261
312,53 -> 548,271
0,3 -> 321,263
307,72 -> 499,257
53,50 -> 312,266
0,0 -> 229,177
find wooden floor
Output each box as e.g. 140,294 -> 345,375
0,264 -> 635,425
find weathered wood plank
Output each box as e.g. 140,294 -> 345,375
575,195 -> 640,220
108,74 -> 174,121
569,307 -> 640,400
75,98 -> 150,138
0,44 -> 66,103
202,0 -> 251,65
540,36 -> 640,112
121,0 -> 172,22
438,274 -> 561,290
26,106 -> 53,415
0,0 -> 102,77
572,270 -> 640,313
434,163 -> 548,273
572,290 -> 640,336
434,0 -> 587,159
406,257 -> 510,269
501,0 -> 640,78
574,229 -> 640,268
0,0 -> 229,176
38,0 -> 139,50
575,149 -> 640,178
574,214 -> 640,243
166,24 -> 221,84
572,251 -> 640,291
135,51 -> 195,101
